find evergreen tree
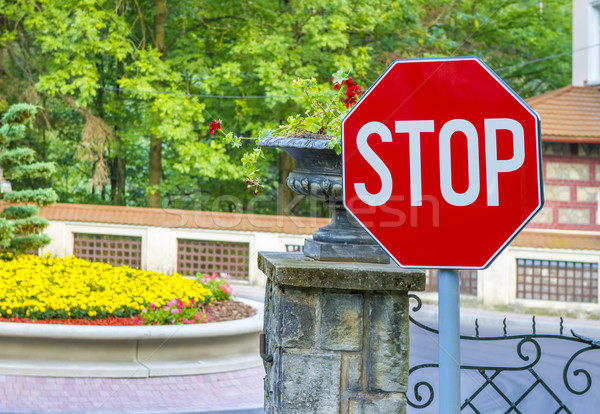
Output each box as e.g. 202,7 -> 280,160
0,103 -> 57,254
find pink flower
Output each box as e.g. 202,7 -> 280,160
150,304 -> 156,310
141,308 -> 147,313
172,309 -> 180,314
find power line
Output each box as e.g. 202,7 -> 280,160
99,43 -> 594,100
100,86 -> 316,100
496,43 -> 599,72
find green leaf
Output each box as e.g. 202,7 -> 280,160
303,116 -> 321,133
331,70 -> 348,85
258,129 -> 274,139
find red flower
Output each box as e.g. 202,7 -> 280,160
333,76 -> 362,108
208,120 -> 222,136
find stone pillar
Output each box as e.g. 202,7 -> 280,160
258,252 -> 425,414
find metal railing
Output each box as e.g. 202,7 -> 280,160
408,294 -> 600,413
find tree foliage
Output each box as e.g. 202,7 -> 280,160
0,0 -> 571,214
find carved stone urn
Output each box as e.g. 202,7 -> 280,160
259,136 -> 389,264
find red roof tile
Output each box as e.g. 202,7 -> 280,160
29,204 -> 600,251
38,203 -> 329,235
526,85 -> 600,143
512,229 -> 600,250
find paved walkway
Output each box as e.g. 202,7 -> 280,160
0,368 -> 264,413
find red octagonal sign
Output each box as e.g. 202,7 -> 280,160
342,57 -> 543,269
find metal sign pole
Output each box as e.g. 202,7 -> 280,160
438,268 -> 461,414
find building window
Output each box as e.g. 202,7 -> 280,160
177,239 -> 249,280
424,269 -> 478,296
517,259 -> 598,303
73,233 -> 142,268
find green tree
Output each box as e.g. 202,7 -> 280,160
1,0 -> 243,208
403,0 -> 572,97
0,0 -> 571,214
0,103 -> 57,253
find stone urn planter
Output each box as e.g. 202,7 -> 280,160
259,136 -> 389,263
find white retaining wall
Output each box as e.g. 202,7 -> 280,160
42,220 -> 309,286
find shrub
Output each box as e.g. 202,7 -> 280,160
0,254 -> 213,321
196,273 -> 234,301
140,298 -> 211,325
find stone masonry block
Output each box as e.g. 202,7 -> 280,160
577,186 -> 598,203
544,185 -> 570,201
350,395 -> 406,414
258,252 -> 425,292
280,287 -> 316,348
320,292 -> 363,351
281,352 -> 341,413
263,279 -> 281,347
368,294 -> 409,393
264,346 -> 280,413
558,208 -> 590,225
342,353 -> 363,392
531,207 -> 552,224
546,161 -> 589,181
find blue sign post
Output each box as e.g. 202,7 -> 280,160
438,269 -> 461,414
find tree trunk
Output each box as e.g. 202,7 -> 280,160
111,61 -> 126,205
110,156 -> 126,205
147,0 -> 167,208
154,0 -> 167,59
148,136 -> 162,207
278,151 -> 295,216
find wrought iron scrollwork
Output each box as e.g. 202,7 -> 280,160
407,294 -> 600,412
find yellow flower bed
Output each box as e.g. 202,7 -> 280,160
0,254 -> 213,320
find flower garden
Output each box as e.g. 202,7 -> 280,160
0,253 -> 235,325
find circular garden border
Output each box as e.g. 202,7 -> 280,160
0,298 -> 263,378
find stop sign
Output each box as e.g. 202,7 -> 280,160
342,57 -> 543,269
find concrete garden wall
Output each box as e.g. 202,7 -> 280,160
0,299 -> 263,378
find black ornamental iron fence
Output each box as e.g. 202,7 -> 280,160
408,294 -> 600,413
